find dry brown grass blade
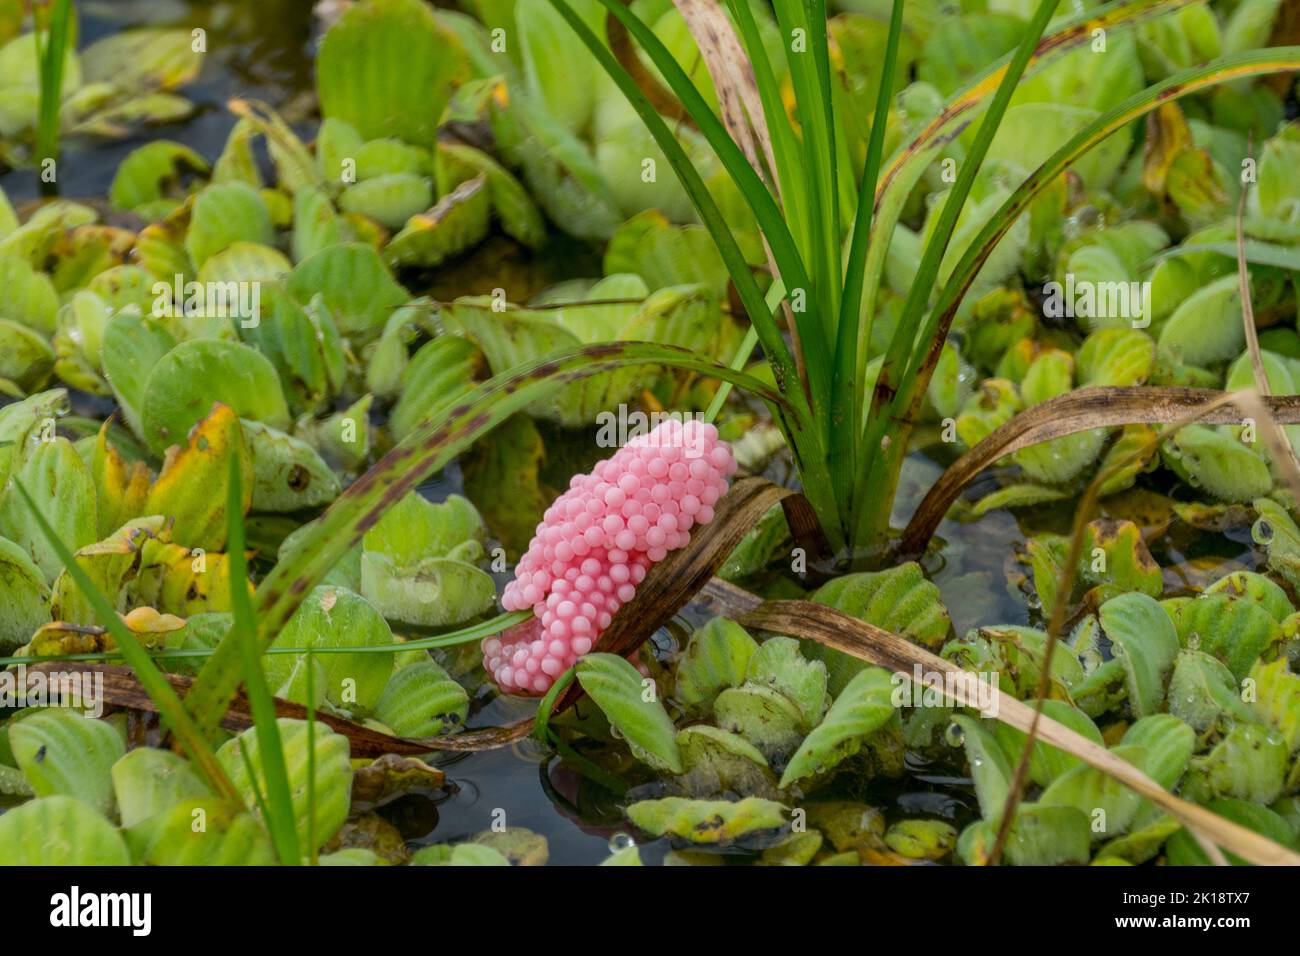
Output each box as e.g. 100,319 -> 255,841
1237,142 -> 1271,400
898,386 -> 1300,557
671,0 -> 778,187
555,474 -> 823,709
738,601 -> 1300,866
26,663 -> 532,757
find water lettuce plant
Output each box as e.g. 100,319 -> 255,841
4,0 -> 1300,869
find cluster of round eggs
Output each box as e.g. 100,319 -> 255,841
482,419 -> 737,694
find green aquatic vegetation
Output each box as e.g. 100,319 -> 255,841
0,10 -> 200,165
5,0 -> 1300,869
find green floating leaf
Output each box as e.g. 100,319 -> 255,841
1040,743 -> 1146,842
1205,570 -> 1293,622
712,684 -> 805,765
1172,593 -> 1280,682
1077,327 -> 1157,387
359,493 -> 494,627
101,310 -> 177,440
382,175 -> 491,270
126,796 -> 276,865
81,27 -> 201,92
10,710 -> 125,818
386,335 -> 482,443
959,803 -> 1092,867
373,659 -> 469,737
673,617 -> 758,710
409,843 -> 510,866
1250,657 -> 1300,753
810,563 -> 952,694
1099,592 -> 1179,717
950,714 -> 1012,820
110,140 -> 208,213
1166,798 -> 1297,866
992,700 -> 1102,788
268,586 -> 394,713
241,419 -> 341,513
603,210 -> 729,299
340,172 -> 433,230
1183,723 -> 1289,805
112,747 -> 212,829
676,725 -> 774,797
286,242 -> 409,339
489,89 -> 623,241
139,339 -> 290,456
1096,814 -> 1183,865
1158,274 -> 1243,368
1252,498 -> 1300,592
471,827 -> 549,866
745,637 -> 828,731
0,795 -> 130,865
780,667 -> 896,789
316,0 -> 468,148
1162,425 -> 1272,503
0,535 -> 51,648
184,182 -> 274,271
436,142 -> 545,248
884,819 -> 957,861
625,797 -> 788,845
0,437 -> 97,583
216,718 -> 352,850
576,653 -> 682,773
1168,649 -> 1254,733
0,255 -> 59,336
0,319 -> 54,394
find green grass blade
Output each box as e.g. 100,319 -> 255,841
830,0 -> 906,529
912,48 -> 1300,420
11,479 -> 240,802
721,0 -> 811,268
704,278 -> 787,424
183,341 -> 838,740
305,645 -> 317,865
769,0 -> 839,350
577,0 -> 832,416
0,610 -> 533,668
34,0 -> 72,169
854,0 -> 1194,392
225,454 -> 301,865
853,0 -> 1060,546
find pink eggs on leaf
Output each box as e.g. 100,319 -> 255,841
483,419 -> 736,695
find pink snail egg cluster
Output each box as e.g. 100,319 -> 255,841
483,419 -> 737,695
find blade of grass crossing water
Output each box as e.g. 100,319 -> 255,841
226,455 -> 301,865
12,480 -> 241,802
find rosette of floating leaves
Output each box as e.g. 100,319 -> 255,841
0,707 -> 358,864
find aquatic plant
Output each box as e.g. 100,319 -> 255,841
5,0 -> 1300,870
